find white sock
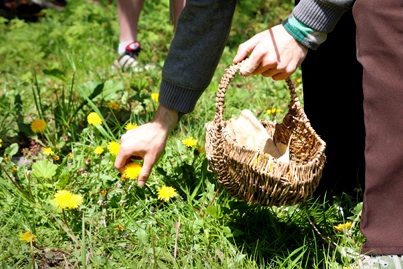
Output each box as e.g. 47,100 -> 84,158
118,41 -> 134,54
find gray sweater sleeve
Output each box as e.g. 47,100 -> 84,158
293,0 -> 355,32
159,0 -> 237,114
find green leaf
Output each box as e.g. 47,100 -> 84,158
32,160 -> 58,179
56,171 -> 70,189
5,143 -> 19,158
43,68 -> 66,80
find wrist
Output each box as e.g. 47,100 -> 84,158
152,105 -> 179,134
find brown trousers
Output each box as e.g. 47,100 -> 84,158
354,0 -> 403,255
300,0 -> 403,255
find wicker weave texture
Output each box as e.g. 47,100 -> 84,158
205,62 -> 326,207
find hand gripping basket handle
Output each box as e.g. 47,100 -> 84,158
213,61 -> 307,133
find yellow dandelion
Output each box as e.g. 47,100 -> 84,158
43,147 -> 54,156
158,185 -> 178,202
296,78 -> 302,83
151,93 -> 159,103
182,137 -> 198,147
117,224 -> 125,231
266,108 -> 283,115
11,166 -> 17,174
334,221 -> 352,232
107,101 -> 121,111
67,152 -> 73,159
100,190 -> 107,196
125,123 -> 138,131
122,162 -> 142,180
53,155 -> 60,161
108,141 -> 120,156
53,190 -> 83,209
87,112 -> 102,126
19,231 -> 36,243
94,146 -> 105,155
30,119 -> 47,133
0,138 -> 2,147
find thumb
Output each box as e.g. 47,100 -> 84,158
239,58 -> 258,76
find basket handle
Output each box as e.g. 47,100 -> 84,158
208,61 -> 309,172
213,61 -> 305,130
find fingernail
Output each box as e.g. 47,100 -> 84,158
138,180 -> 145,187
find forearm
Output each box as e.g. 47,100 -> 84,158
159,0 -> 237,114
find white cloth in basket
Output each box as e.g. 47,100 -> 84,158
225,109 -> 289,162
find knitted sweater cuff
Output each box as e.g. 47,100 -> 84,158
159,79 -> 204,114
283,15 -> 327,50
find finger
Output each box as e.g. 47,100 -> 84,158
114,151 -> 130,173
272,72 -> 290,81
261,68 -> 280,78
233,43 -> 252,64
137,154 -> 156,187
233,34 -> 261,63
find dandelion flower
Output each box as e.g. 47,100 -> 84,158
53,190 -> 83,209
334,221 -> 352,232
108,141 -> 120,156
151,93 -> 159,103
122,162 -> 142,180
30,119 -> 47,133
19,231 -> 36,243
43,147 -> 54,156
266,108 -> 283,115
87,112 -> 102,126
12,166 -> 18,173
0,138 -> 2,147
67,152 -> 73,159
107,101 -> 121,111
94,146 -> 105,155
125,123 -> 138,131
53,155 -> 60,161
158,185 -> 177,202
182,137 -> 198,147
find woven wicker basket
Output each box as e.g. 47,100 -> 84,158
205,62 -> 326,207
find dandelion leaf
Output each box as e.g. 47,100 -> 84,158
32,159 -> 58,179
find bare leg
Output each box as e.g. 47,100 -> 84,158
117,0 -> 144,45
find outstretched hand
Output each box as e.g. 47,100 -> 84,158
114,105 -> 178,187
233,24 -> 308,80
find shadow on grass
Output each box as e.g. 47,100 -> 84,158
222,193 -> 363,268
224,201 -> 320,267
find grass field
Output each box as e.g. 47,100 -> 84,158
0,0 -> 364,268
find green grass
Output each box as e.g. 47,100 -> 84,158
0,0 -> 364,268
